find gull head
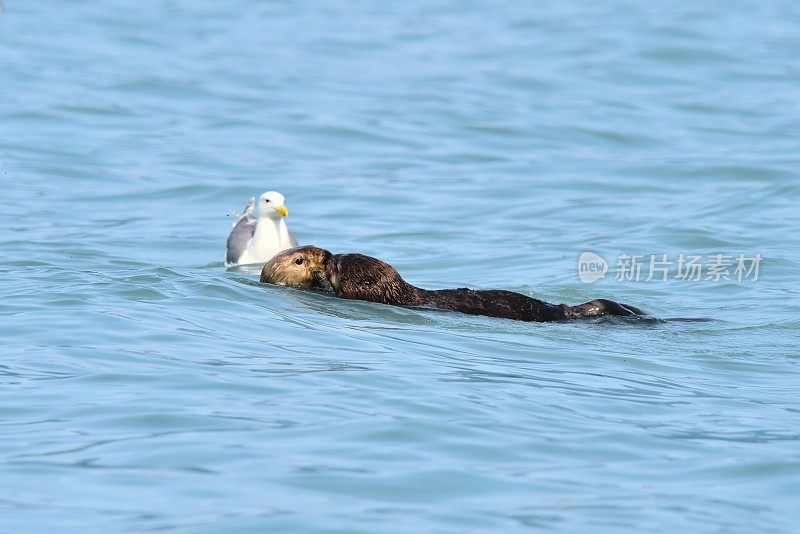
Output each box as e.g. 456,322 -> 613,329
258,191 -> 289,219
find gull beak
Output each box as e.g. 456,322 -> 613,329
275,205 -> 288,217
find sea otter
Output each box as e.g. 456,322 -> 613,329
260,245 -> 645,322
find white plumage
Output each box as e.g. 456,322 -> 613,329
225,191 -> 298,267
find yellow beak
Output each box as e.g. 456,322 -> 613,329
275,205 -> 288,217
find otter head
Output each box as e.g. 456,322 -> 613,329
260,245 -> 332,289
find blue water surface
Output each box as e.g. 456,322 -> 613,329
1,0 -> 799,531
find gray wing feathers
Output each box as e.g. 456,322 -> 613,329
225,197 -> 256,265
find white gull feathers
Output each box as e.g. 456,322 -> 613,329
225,191 -> 298,267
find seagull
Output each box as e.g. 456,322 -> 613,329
225,191 -> 298,267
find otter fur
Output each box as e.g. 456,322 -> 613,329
261,246 -> 644,322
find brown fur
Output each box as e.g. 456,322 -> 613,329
260,246 -> 645,322
325,254 -> 427,305
260,246 -> 331,289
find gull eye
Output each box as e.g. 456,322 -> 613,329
294,257 -> 304,265
264,199 -> 270,203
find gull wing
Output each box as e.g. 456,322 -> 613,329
225,197 -> 257,266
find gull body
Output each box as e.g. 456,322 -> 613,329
225,191 -> 297,267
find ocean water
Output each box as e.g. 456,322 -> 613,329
1,0 -> 799,531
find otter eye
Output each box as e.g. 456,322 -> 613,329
294,258 -> 304,265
